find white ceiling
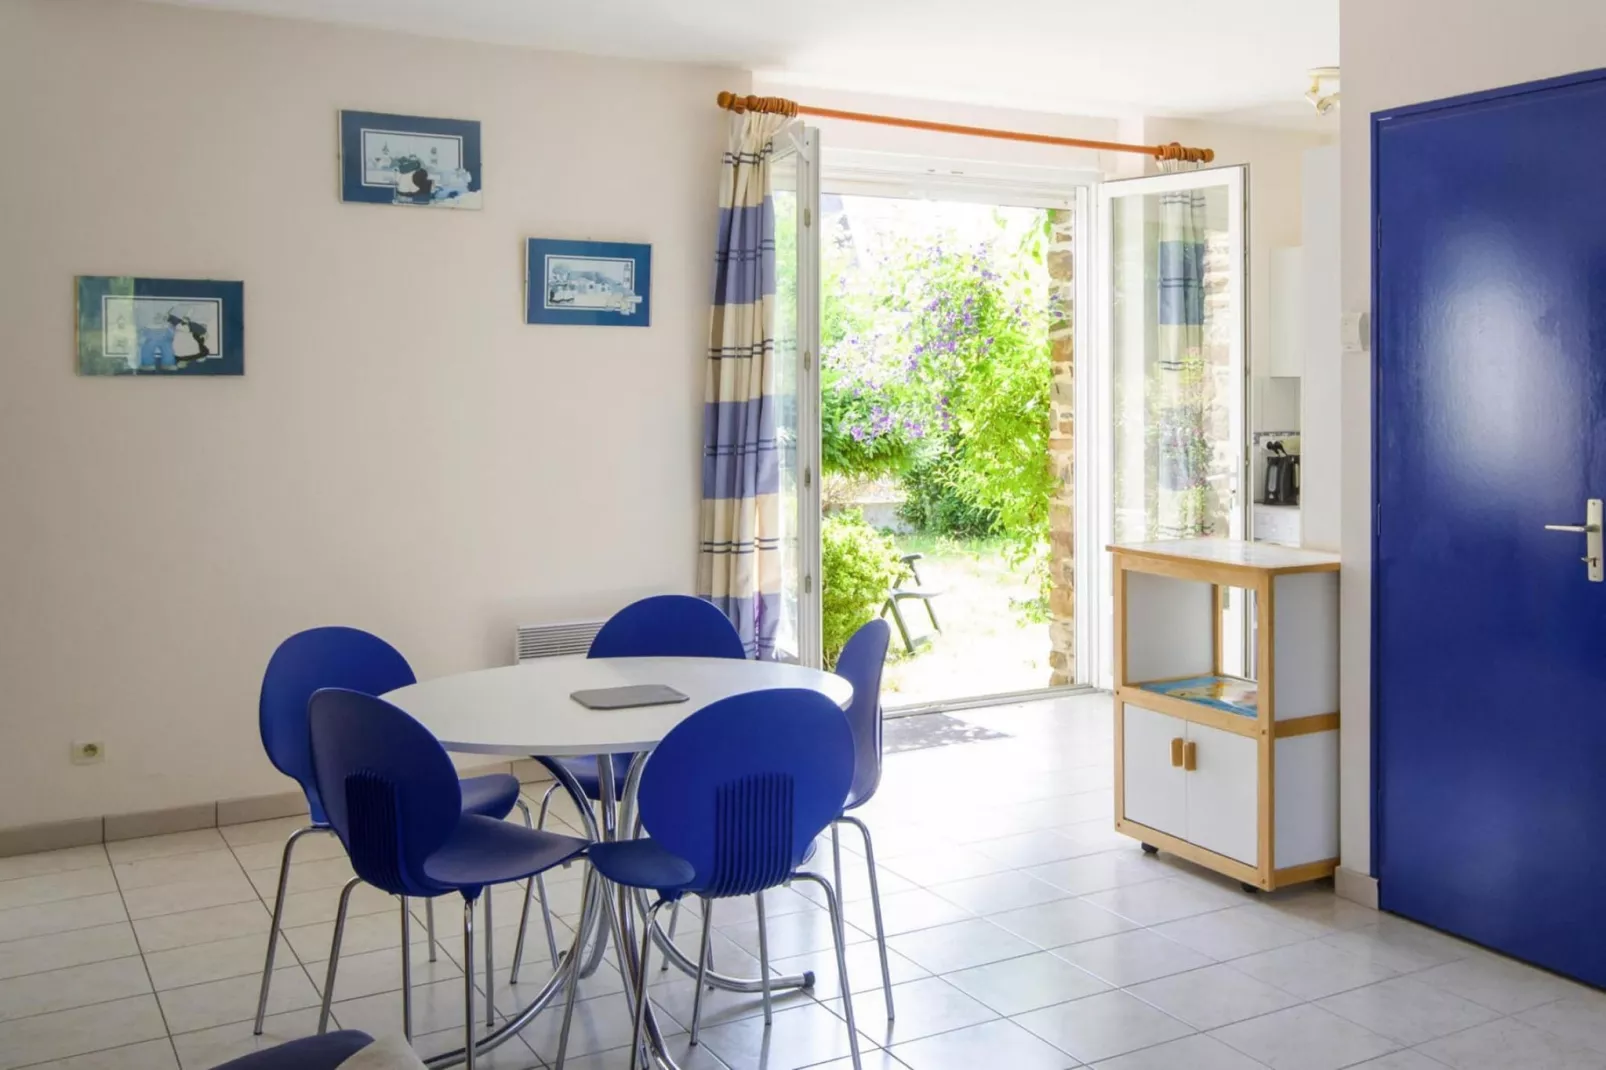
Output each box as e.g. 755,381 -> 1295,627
149,0 -> 1338,127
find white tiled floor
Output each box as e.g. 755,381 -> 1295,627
3,692 -> 1606,1069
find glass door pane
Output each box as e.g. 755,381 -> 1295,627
769,124 -> 822,665
1098,167 -> 1248,680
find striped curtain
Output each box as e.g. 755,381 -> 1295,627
697,112 -> 791,658
1154,189 -> 1212,538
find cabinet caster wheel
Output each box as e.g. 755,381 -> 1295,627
1240,882 -> 1261,895
1140,843 -> 1159,855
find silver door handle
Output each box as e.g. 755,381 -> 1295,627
1544,499 -> 1603,582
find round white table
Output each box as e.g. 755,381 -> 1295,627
382,655 -> 854,1070
384,655 -> 854,757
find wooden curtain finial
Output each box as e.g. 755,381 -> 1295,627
1154,142 -> 1217,165
715,92 -> 798,117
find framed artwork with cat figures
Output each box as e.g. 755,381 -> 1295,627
339,110 -> 483,210
75,276 -> 244,377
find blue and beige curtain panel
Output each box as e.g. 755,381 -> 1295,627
698,112 -> 791,658
1154,188 -> 1212,538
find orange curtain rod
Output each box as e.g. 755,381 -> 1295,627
716,92 -> 1213,164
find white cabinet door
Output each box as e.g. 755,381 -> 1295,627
1185,722 -> 1259,865
1122,704 -> 1187,841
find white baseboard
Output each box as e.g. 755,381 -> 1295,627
0,761 -> 557,858
1335,865 -> 1379,909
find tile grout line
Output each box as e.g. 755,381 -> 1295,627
0,945 -> 149,986
108,839 -> 186,1070
0,882 -> 125,916
0,861 -> 116,888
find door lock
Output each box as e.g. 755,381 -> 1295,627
1543,498 -> 1603,582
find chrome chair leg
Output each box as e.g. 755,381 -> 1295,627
627,900 -> 668,1070
253,824 -> 325,1035
426,897 -> 438,963
512,783 -> 562,984
508,797 -> 540,986
554,867 -> 600,1070
794,872 -> 862,1070
462,895 -> 478,1070
317,876 -> 361,1034
755,890 -> 773,1026
829,823 -> 846,960
484,888 -> 496,1027
831,824 -> 844,911
840,815 -> 894,1020
689,898 -> 714,1046
660,901 -> 681,972
400,897 -> 414,1042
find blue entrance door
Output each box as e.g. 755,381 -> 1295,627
1376,68 -> 1606,985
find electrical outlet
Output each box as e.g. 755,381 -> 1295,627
70,741 -> 105,765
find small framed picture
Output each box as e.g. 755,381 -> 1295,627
525,239 -> 651,327
75,276 -> 244,377
339,110 -> 482,210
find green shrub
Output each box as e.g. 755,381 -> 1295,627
821,511 -> 905,666
898,448 -> 999,538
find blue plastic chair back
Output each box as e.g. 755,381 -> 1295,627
307,688 -> 462,898
835,618 -> 891,810
589,595 -> 746,660
259,627 -> 416,824
637,688 -> 854,898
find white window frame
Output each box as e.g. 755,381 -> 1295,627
1084,165 -> 1252,690
774,122 -> 824,667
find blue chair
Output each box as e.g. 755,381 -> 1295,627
830,618 -> 895,1019
308,689 -> 590,1070
512,595 -> 745,981
253,627 -> 537,1036
553,688 -> 862,1070
210,1031 -> 374,1069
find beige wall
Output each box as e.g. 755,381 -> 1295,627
0,0 -> 742,827
1338,0 -> 1606,878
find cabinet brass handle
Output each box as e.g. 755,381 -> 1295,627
1170,738 -> 1184,767
1183,741 -> 1198,772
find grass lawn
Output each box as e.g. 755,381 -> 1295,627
880,533 -> 1053,708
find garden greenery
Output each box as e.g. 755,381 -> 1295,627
820,215 -> 1054,568
820,511 -> 906,666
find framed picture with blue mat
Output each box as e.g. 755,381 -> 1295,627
525,239 -> 651,327
75,276 -> 244,377
339,110 -> 482,210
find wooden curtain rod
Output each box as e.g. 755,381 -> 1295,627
715,91 -> 1214,164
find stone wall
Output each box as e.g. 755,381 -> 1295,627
1046,208 -> 1076,685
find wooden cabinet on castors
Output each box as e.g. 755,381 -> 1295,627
1109,538 -> 1341,892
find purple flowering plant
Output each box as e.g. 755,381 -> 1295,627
820,223 -> 1055,562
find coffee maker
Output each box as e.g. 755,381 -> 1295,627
1262,440 -> 1300,505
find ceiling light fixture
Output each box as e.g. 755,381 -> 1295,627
1306,67 -> 1340,115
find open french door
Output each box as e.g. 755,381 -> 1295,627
1088,166 -> 1249,687
769,123 -> 823,666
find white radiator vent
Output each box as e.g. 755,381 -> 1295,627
515,620 -> 605,663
